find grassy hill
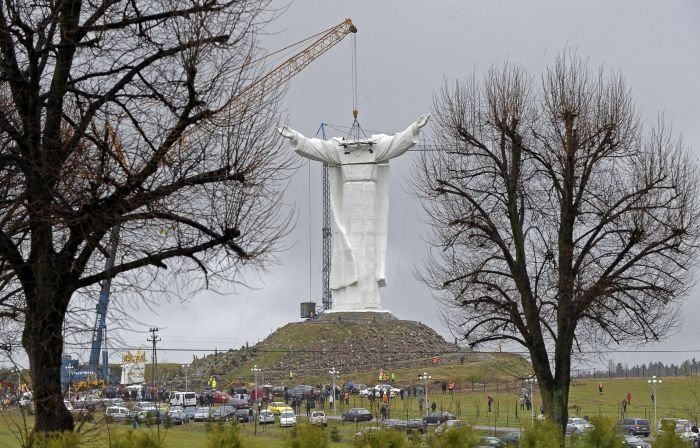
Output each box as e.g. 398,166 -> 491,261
156,313 -> 531,391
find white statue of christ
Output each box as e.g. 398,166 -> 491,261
278,114 -> 430,312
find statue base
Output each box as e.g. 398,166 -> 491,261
317,310 -> 398,322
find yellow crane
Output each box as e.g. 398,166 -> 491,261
231,18 -> 357,111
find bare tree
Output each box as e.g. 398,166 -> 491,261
413,53 -> 700,434
0,0 -> 295,436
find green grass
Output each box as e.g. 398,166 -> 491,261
2,375 -> 699,446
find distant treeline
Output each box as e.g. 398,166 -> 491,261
573,359 -> 700,379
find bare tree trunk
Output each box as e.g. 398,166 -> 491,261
23,292 -> 74,433
541,379 -> 570,434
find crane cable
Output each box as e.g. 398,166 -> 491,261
345,32 -> 370,147
352,32 -> 359,121
226,23 -> 348,76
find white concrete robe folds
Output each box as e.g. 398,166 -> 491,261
278,114 -> 429,312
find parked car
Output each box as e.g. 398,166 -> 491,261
133,401 -> 156,413
234,408 -> 252,423
423,411 -> 457,425
383,419 -> 407,431
203,390 -> 231,404
373,384 -> 401,397
210,405 -> 236,422
478,436 -> 505,448
230,393 -> 250,402
501,431 -> 521,446
291,385 -> 314,399
193,407 -> 214,422
435,419 -> 468,434
271,386 -> 286,398
567,417 -> 594,435
268,401 -> 293,415
19,392 -> 33,408
137,410 -> 165,425
358,387 -> 376,398
167,407 -> 190,425
258,409 -> 275,425
105,405 -> 131,422
280,410 -> 297,427
169,391 -> 197,408
64,400 -> 89,421
406,418 -> 428,433
623,435 -> 652,448
658,418 -> 698,441
351,384 -> 368,395
341,408 -> 373,422
228,397 -> 249,409
76,394 -> 102,409
181,407 -> 197,421
102,398 -> 125,407
618,418 -> 651,437
310,410 -> 328,426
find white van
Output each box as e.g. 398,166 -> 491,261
169,391 -> 197,407
105,406 -> 131,422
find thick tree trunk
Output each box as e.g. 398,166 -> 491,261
22,293 -> 74,435
541,377 -> 570,435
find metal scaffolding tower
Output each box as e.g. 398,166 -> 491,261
321,162 -> 332,311
318,124 -> 333,312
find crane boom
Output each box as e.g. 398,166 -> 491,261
231,19 -> 357,111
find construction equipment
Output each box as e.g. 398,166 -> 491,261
87,123 -> 128,381
65,124 -> 128,385
228,19 -> 356,113
87,225 -> 120,380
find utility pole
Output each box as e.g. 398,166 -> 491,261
148,327 -> 161,414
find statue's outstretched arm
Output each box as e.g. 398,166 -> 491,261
413,113 -> 430,130
277,125 -> 301,146
277,125 -> 338,164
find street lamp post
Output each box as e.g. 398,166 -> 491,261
329,368 -> 339,415
525,376 -> 538,427
181,364 -> 189,392
648,375 -> 662,432
251,365 -> 261,435
66,365 -> 74,401
419,372 -> 431,417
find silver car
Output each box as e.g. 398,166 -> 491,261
566,417 -> 594,435
280,410 -> 297,427
193,406 -> 213,421
258,409 -> 275,425
310,411 -> 327,426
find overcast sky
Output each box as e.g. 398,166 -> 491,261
68,0 -> 700,373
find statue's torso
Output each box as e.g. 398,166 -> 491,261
337,143 -> 380,182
